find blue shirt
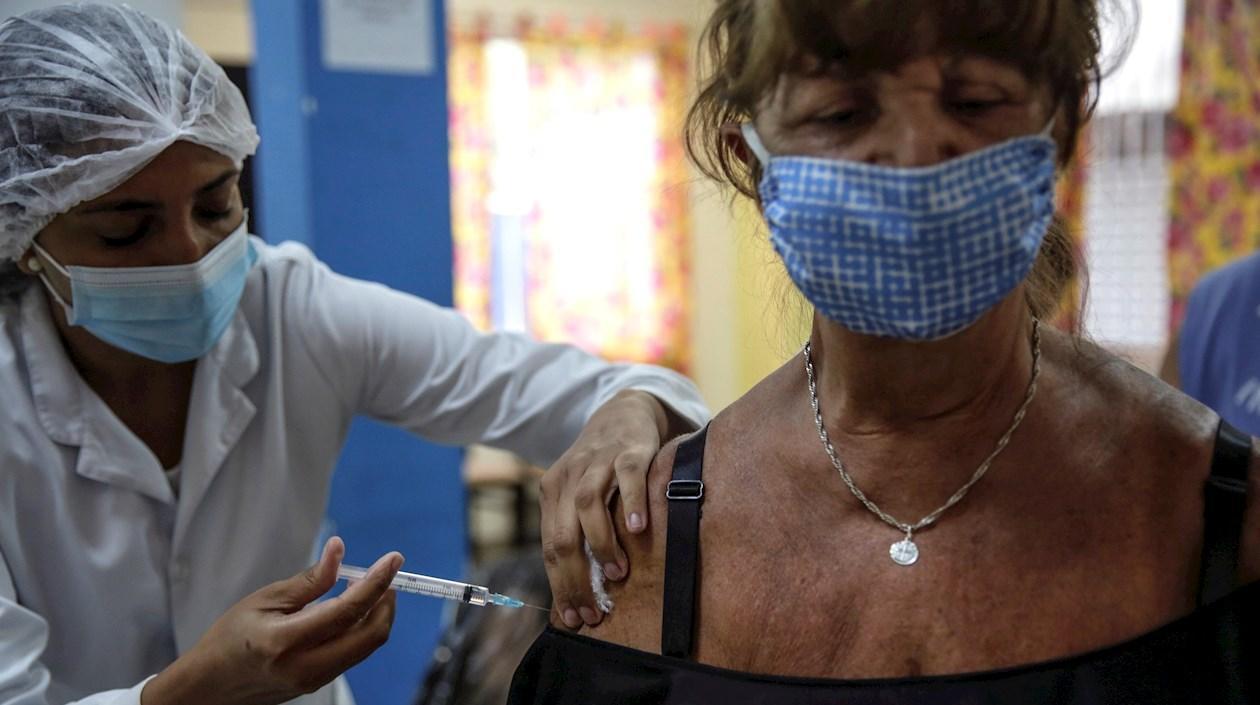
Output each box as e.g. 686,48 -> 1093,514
1179,252 -> 1260,437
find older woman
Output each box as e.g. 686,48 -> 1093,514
0,5 -> 708,705
510,1 -> 1259,702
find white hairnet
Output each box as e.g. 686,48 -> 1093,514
0,2 -> 260,263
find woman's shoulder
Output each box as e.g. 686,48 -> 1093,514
580,432 -> 692,652
586,381 -> 790,651
1047,329 -> 1219,457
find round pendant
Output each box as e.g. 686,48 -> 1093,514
890,538 -> 919,566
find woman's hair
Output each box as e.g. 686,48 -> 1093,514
686,0 -> 1112,321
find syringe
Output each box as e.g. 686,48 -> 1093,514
336,564 -> 540,610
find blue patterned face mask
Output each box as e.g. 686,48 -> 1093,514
742,123 -> 1057,340
32,220 -> 257,363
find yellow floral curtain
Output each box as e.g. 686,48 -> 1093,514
1167,0 -> 1260,328
448,18 -> 693,371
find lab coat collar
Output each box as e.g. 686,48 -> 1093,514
21,287 -> 260,508
173,309 -> 259,544
21,287 -> 85,448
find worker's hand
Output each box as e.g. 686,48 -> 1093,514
541,389 -> 678,630
141,538 -> 401,705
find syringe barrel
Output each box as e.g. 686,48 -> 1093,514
338,565 -> 490,605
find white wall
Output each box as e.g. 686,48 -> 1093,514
184,0 -> 251,64
2,0 -> 246,63
1096,0 -> 1185,115
1,0 -> 182,26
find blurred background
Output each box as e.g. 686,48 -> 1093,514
2,0 -> 1257,703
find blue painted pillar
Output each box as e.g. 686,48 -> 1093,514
251,2 -> 464,703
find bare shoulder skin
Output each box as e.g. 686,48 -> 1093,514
573,436 -> 679,652
583,328 -> 1254,679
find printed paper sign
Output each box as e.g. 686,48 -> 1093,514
321,0 -> 435,75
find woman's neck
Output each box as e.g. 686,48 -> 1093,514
809,294 -> 1036,439
46,292 -> 196,468
48,298 -> 194,396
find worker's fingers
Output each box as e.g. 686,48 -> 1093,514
274,589 -> 398,695
575,458 -> 626,587
278,551 -> 402,649
538,469 -> 567,628
540,462 -> 595,630
260,537 -> 345,610
611,446 -> 654,537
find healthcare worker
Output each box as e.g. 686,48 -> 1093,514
0,5 -> 708,704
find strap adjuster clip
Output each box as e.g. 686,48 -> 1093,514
1207,476 -> 1249,494
666,480 -> 704,500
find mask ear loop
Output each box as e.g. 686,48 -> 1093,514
740,123 -> 773,166
1040,115 -> 1058,138
27,242 -> 73,315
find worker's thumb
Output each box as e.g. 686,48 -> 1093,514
267,536 -> 344,609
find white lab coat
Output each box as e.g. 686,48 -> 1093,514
0,239 -> 709,705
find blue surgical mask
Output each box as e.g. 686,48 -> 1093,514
32,221 -> 257,363
742,123 -> 1057,340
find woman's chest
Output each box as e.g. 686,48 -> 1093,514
696,556 -> 1193,680
690,455 -> 1205,679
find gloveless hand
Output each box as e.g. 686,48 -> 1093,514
141,538 -> 401,705
541,389 -> 678,629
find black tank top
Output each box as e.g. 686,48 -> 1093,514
509,421 -> 1258,704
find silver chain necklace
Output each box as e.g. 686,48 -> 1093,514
804,319 -> 1042,566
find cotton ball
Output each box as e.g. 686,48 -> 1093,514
584,542 -> 614,614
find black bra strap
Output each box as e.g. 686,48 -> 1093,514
1198,419 -> 1253,606
661,425 -> 709,659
